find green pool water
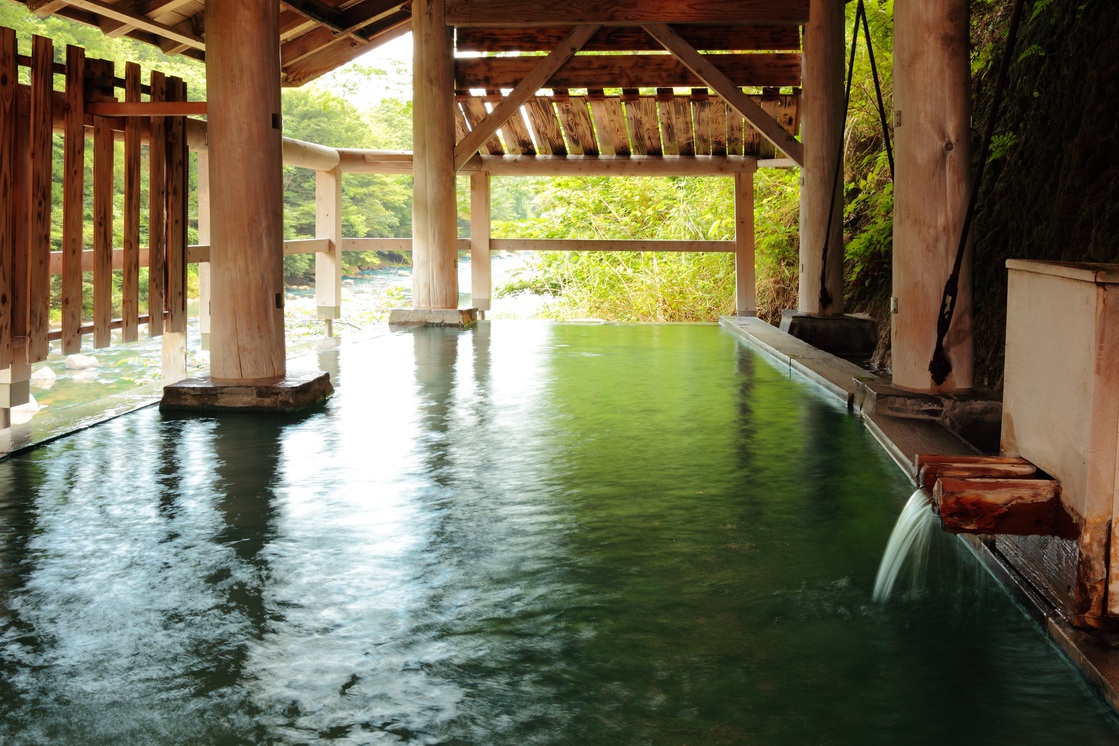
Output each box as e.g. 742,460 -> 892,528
1,322 -> 1117,744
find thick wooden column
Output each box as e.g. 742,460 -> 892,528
412,0 -> 458,309
734,170 -> 756,316
892,0 -> 973,391
470,172 -> 491,313
798,0 -> 845,316
205,0 -> 286,382
316,166 -> 343,336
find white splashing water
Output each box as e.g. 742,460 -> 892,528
873,489 -> 938,602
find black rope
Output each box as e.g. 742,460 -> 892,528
818,0 -> 865,313
860,2 -> 893,179
928,0 -> 1026,385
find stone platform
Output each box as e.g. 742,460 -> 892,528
160,370 -> 334,414
389,307 -> 479,328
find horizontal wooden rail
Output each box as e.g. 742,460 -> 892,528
87,101 -> 207,117
492,239 -> 736,252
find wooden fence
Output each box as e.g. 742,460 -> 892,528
0,26 -> 189,379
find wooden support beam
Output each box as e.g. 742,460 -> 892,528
87,100 -> 207,116
455,52 -> 801,91
206,0 -> 287,381
61,45 -> 85,355
148,70 -> 166,338
0,28 -> 15,371
121,62 -> 141,342
48,0 -> 205,50
799,0 -> 845,316
642,23 -> 803,165
453,24 -> 599,171
315,167 -> 343,326
102,0 -> 196,38
470,172 -> 491,312
162,77 -> 187,383
916,455 -> 1038,493
735,170 -> 756,316
475,154 -> 759,177
282,15 -> 411,87
92,70 -> 114,349
491,239 -> 735,253
456,25 -> 802,53
196,150 -> 210,349
445,0 -> 810,26
27,35 -> 53,363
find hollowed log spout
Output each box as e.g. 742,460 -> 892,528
915,455 -> 1060,536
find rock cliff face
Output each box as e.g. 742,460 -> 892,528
968,0 -> 1119,390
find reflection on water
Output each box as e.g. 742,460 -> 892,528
1,323 -> 1118,744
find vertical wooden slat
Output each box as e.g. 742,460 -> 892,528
672,96 -> 694,156
165,77 -> 186,336
727,106 -> 744,157
122,61 -> 141,342
587,89 -> 626,157
92,61 -> 115,349
148,70 -> 166,337
27,35 -> 52,363
0,28 -> 16,370
735,169 -> 756,316
656,88 -> 680,156
525,96 -> 566,156
460,95 -> 504,155
61,45 -> 85,355
710,99 -> 728,156
470,172 -> 491,312
691,88 -> 712,155
553,89 -> 596,157
196,150 -> 211,350
453,99 -> 470,145
757,87 -> 780,158
315,165 -> 342,331
488,90 -> 534,155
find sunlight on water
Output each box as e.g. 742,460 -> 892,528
873,488 -> 939,602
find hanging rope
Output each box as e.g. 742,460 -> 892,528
860,3 -> 893,179
928,0 -> 1026,385
817,0 -> 865,313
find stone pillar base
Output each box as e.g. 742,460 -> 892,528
388,308 -> 478,328
160,370 -> 333,414
779,310 -> 876,360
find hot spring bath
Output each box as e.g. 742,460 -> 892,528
1,323 -> 1116,743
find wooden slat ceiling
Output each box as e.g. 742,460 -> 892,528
17,0 -> 807,161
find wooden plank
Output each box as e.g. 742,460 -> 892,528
445,0 -> 810,26
934,477 -> 1060,536
469,172 -> 491,311
0,28 -> 15,370
86,100 -> 207,116
455,52 -> 801,91
26,35 -> 53,363
475,154 -> 758,177
12,103 -> 29,361
710,100 -> 728,156
624,92 -> 661,156
915,454 -> 1036,492
643,23 -> 803,165
453,24 -> 597,169
453,101 -> 469,145
281,12 -> 411,87
553,90 -> 597,156
456,25 -> 802,53
491,239 -> 735,252
691,89 -> 712,155
757,89 -> 781,158
61,45 -> 86,355
587,89 -> 628,157
315,167 -> 342,321
92,63 -> 115,349
460,96 -> 504,156
122,62 -> 141,342
485,92 -> 535,155
165,77 -> 186,335
148,70 -> 166,337
727,106 -> 744,157
673,97 -> 694,156
524,97 -> 566,156
656,89 -> 679,157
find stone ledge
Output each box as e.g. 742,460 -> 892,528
779,310 -> 877,360
160,370 -> 334,414
389,308 -> 478,328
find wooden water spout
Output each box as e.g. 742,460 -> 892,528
915,455 -> 1060,536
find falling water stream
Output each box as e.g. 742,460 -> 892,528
872,489 -> 939,602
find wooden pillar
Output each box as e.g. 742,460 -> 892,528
316,166 -> 343,336
412,0 -> 458,309
470,172 -> 491,313
798,0 -> 845,316
892,0 -> 973,391
197,150 -> 211,350
734,170 -> 756,316
205,0 -> 286,382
